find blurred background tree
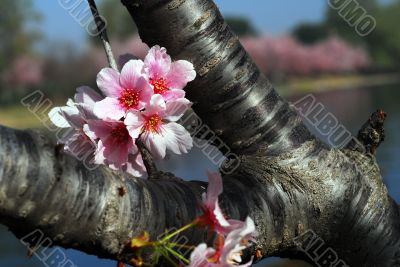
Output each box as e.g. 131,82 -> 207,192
225,16 -> 258,36
0,0 -> 43,105
293,0 -> 400,68
0,0 -> 41,69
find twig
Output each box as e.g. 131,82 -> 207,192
347,109 -> 387,155
87,0 -> 118,71
136,139 -> 158,177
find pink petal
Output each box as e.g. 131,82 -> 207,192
75,87 -> 102,120
75,86 -> 103,105
165,98 -> 192,122
162,89 -> 186,102
124,153 -> 146,177
162,122 -> 193,155
120,60 -> 145,90
144,46 -> 172,79
64,132 -> 96,160
86,120 -> 113,140
188,244 -> 214,267
166,60 -> 196,90
205,172 -> 223,205
144,94 -> 166,115
103,135 -> 132,167
125,111 -> 145,139
62,109 -> 85,129
141,131 -> 167,159
97,68 -> 123,97
137,77 -> 154,109
93,97 -> 126,120
220,218 -> 256,266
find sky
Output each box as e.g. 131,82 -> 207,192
33,0 -> 327,49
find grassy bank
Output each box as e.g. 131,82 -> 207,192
278,73 -> 400,96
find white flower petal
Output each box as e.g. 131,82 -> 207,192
142,132 -> 166,159
49,107 -> 71,128
163,122 -> 193,155
165,98 -> 192,122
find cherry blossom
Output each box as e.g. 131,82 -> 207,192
49,44 -> 196,177
188,217 -> 256,267
144,45 -> 196,101
93,59 -> 153,120
125,94 -> 193,159
49,86 -> 102,158
196,172 -> 244,236
85,120 -> 145,177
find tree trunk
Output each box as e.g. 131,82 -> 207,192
0,0 -> 399,266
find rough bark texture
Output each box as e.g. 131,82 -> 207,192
0,0 -> 399,266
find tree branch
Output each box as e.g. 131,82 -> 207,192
88,0 -> 118,71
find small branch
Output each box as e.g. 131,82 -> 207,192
136,139 -> 158,178
88,0 -> 118,71
348,109 -> 387,155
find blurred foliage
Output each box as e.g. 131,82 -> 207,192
324,0 -> 378,44
225,16 -> 258,36
94,0 -> 257,40
292,23 -> 328,44
293,0 -> 400,68
0,0 -> 41,70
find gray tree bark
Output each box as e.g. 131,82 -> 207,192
0,0 -> 399,266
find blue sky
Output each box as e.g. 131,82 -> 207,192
34,0 -> 327,48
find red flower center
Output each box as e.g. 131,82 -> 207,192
143,114 -> 162,133
111,125 -> 130,144
150,78 -> 169,95
197,207 -> 218,228
119,88 -> 140,110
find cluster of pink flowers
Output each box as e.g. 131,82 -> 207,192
240,35 -> 370,76
49,46 -> 196,177
189,172 -> 257,267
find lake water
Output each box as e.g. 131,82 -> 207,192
0,84 -> 399,266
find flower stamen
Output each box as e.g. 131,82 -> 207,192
150,78 -> 169,95
143,114 -> 162,134
119,88 -> 140,110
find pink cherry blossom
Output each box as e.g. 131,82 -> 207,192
85,120 -> 145,177
125,94 -> 193,159
144,45 -> 196,101
188,217 -> 256,267
94,59 -> 153,120
196,172 -> 244,236
49,86 -> 102,158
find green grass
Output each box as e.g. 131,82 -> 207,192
0,105 -> 44,129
